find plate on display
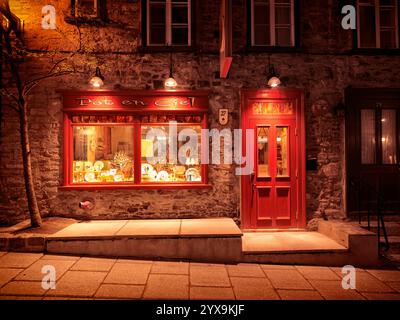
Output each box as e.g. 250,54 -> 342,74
84,161 -> 93,172
84,172 -> 96,182
141,163 -> 154,175
185,168 -> 201,182
94,161 -> 104,172
156,171 -> 169,182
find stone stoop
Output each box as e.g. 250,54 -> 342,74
241,220 -> 380,267
46,219 -> 243,263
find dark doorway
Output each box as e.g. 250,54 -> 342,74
346,88 -> 400,215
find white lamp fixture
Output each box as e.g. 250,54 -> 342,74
164,53 -> 177,90
89,67 -> 104,88
267,56 -> 281,88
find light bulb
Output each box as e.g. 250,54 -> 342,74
268,76 -> 281,88
164,77 -> 177,90
89,76 -> 104,88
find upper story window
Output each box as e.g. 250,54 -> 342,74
71,0 -> 100,18
145,0 -> 192,46
357,0 -> 399,49
250,0 -> 295,47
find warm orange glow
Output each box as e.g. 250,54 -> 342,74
268,76 -> 281,88
89,76 -> 104,88
164,77 -> 177,90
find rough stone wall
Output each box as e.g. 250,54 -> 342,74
0,0 -> 400,226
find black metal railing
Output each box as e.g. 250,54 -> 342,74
349,176 -> 390,250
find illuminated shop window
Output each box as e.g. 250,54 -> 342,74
141,124 -> 202,183
72,125 -> 134,183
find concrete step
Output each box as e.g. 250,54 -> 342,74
380,236 -> 400,249
46,219 -> 243,263
358,221 -> 400,237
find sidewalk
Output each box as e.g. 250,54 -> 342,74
0,252 -> 400,300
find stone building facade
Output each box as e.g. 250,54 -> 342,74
0,0 -> 399,227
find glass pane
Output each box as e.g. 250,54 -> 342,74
275,27 -> 291,46
172,4 -> 188,24
277,127 -> 289,177
382,110 -> 397,164
141,124 -> 202,183
73,126 -> 134,183
171,26 -> 189,45
149,3 -> 166,45
254,2 -> 270,45
359,5 -> 377,48
257,127 -> 270,178
252,101 -> 294,115
361,110 -> 376,164
380,30 -> 397,48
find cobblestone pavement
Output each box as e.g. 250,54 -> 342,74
1,252 -> 400,300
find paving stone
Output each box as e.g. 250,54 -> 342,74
95,284 -> 144,299
230,277 -> 278,300
0,253 -> 43,268
190,287 -> 235,300
190,265 -> 230,287
366,269 -> 400,282
295,266 -> 341,281
0,295 -> 42,300
263,269 -> 313,290
387,282 -> 400,293
226,264 -> 266,278
46,271 -> 107,297
151,261 -> 189,275
116,259 -> 154,265
0,268 -> 23,288
39,255 -> 80,261
309,280 -> 365,300
0,281 -> 48,296
277,290 -> 324,300
362,293 -> 400,300
354,272 -> 395,293
71,257 -> 116,272
260,265 -> 296,270
16,259 -> 75,281
104,263 -> 151,285
143,274 -> 189,300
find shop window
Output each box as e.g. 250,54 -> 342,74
250,0 -> 296,47
62,93 -> 209,189
144,0 -> 192,46
72,125 -> 135,183
357,0 -> 399,49
361,109 -> 376,164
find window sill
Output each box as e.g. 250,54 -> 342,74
59,183 -> 212,191
138,45 -> 198,53
243,46 -> 304,54
350,48 -> 400,56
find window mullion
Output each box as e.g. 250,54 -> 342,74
376,0 -> 381,48
166,0 -> 172,45
188,0 -> 191,46
290,0 -> 295,46
270,0 -> 276,46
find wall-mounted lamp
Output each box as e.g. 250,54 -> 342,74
164,53 -> 177,90
267,55 -> 281,88
89,67 -> 104,88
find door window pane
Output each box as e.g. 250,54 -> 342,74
382,110 -> 397,164
257,126 -> 270,178
361,110 -> 376,164
277,127 -> 289,177
73,126 -> 134,183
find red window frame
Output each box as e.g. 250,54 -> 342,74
60,90 -> 211,190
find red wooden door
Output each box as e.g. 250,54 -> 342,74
241,89 -> 306,230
